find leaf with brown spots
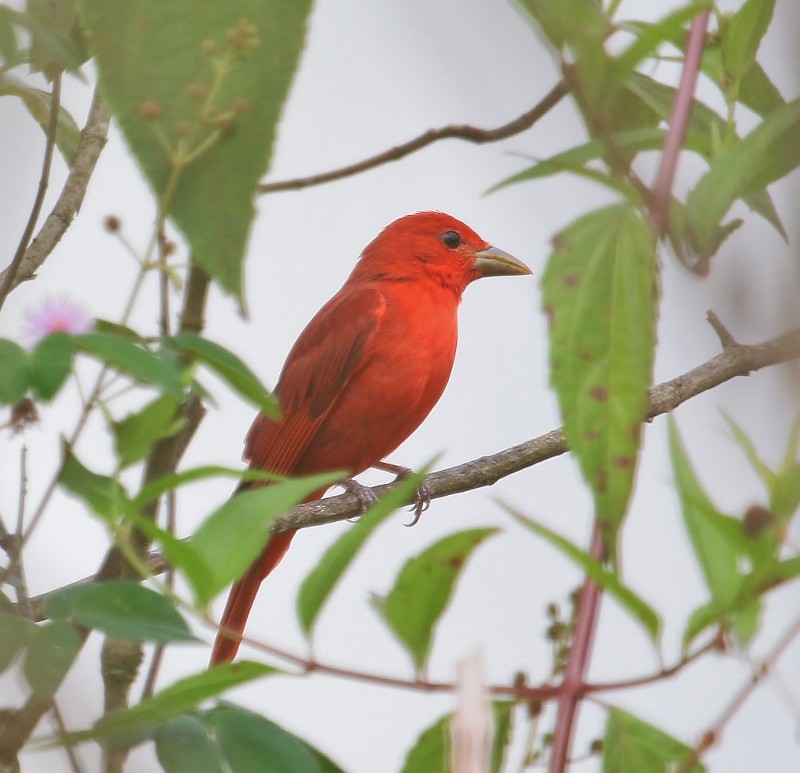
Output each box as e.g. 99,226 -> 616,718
371,528 -> 498,673
541,204 -> 657,558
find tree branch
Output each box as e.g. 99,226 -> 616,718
258,78 -> 571,194
24,320 -> 800,618
0,88 -> 110,296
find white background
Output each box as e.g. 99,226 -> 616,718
1,1 -> 799,771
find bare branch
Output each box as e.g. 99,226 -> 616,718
258,79 -> 571,194
0,89 -> 111,295
0,74 -> 62,310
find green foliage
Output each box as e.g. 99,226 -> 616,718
400,701 -> 514,773
45,581 -> 195,644
296,467 -> 430,638
541,204 -> 657,556
603,706 -> 704,772
507,507 -> 660,641
80,0 -> 313,300
371,528 -> 498,673
23,621 -> 82,698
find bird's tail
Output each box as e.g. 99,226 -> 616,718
210,529 -> 296,665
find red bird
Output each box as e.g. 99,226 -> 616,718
210,211 -> 530,664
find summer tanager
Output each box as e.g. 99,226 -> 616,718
210,211 -> 530,664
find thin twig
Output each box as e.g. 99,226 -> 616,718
0,73 -> 62,310
678,614 -> 800,772
0,88 -> 110,296
258,79 -> 571,193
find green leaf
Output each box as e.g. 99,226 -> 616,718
68,662 -> 279,745
669,419 -> 744,610
29,332 -> 74,400
0,7 -> 21,66
75,332 -> 184,396
0,614 -> 38,672
297,469 -> 430,638
0,339 -> 29,404
112,394 -> 183,468
154,715 -> 224,773
541,204 -> 657,556
81,0 -> 313,300
507,507 -> 660,641
490,701 -> 515,773
123,511 -> 212,601
133,465 -> 280,509
603,706 -> 704,772
23,621 -> 82,697
170,332 -> 278,418
0,75 -> 82,163
45,581 -> 195,644
738,60 -> 785,117
25,0 -> 86,75
721,0 -> 775,82
372,528 -> 498,672
207,704 -> 345,773
686,97 -> 800,258
190,473 -> 340,606
60,445 -> 132,521
400,712 -> 449,773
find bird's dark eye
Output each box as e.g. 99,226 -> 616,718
441,230 -> 461,249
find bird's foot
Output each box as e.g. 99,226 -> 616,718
373,461 -> 431,527
340,478 -> 379,520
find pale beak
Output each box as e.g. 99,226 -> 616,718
473,246 -> 532,277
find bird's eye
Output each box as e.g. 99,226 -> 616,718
441,230 -> 461,249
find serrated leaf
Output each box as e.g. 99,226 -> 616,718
297,468 -> 430,638
75,332 -> 184,396
45,581 -> 195,644
0,614 -> 38,672
542,204 -> 657,556
669,419 -> 744,610
64,662 -> 279,746
60,445 -> 132,520
154,715 -> 224,773
686,97 -> 800,258
372,528 -> 498,672
29,332 -> 74,400
191,473 -> 340,606
721,0 -> 775,82
81,0 -> 313,300
170,332 -> 278,418
507,507 -> 660,641
112,394 -> 183,468
0,339 -> 29,404
207,704 -> 344,773
23,620 -> 81,697
603,706 -> 704,772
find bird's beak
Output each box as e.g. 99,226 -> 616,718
473,246 -> 532,277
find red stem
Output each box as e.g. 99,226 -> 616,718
650,10 -> 710,235
548,526 -> 605,773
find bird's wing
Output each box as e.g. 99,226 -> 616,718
244,284 -> 386,475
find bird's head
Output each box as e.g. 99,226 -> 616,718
353,211 -> 531,295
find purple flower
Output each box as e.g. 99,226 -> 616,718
23,297 -> 93,345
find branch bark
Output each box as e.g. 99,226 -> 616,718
258,78 -> 571,194
0,89 -> 110,295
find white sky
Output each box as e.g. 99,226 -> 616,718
1,1 -> 799,771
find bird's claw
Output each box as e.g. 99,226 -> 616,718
341,478 -> 379,520
403,477 -> 431,528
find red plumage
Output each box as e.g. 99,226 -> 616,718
210,211 -> 529,664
